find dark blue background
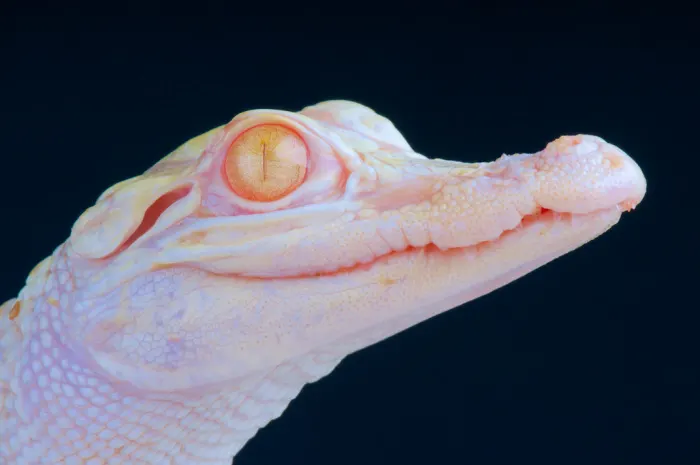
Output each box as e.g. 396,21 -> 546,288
1,7 -> 696,465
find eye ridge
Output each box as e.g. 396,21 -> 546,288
224,124 -> 308,202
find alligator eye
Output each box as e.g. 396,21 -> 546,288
224,124 -> 308,202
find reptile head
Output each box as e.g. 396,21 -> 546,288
63,100 -> 646,391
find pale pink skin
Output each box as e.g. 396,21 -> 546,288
0,101 -> 646,464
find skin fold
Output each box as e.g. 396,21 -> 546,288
0,100 -> 646,464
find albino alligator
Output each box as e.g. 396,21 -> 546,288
0,100 -> 646,464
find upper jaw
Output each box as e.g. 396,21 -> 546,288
149,135 -> 645,277
354,134 -> 645,248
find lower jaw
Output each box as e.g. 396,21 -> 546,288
356,205 -> 624,320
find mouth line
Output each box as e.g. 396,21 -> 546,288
247,203 -> 625,282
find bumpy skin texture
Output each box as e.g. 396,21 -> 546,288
0,101 -> 646,464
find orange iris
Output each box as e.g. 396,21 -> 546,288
224,125 -> 308,202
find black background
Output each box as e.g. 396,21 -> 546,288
1,7 -> 697,465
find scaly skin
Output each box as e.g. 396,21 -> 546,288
0,100 -> 646,464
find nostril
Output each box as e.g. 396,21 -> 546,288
603,151 -> 626,170
572,139 -> 599,156
546,135 -> 599,157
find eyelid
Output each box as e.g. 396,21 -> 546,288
199,115 -> 351,215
